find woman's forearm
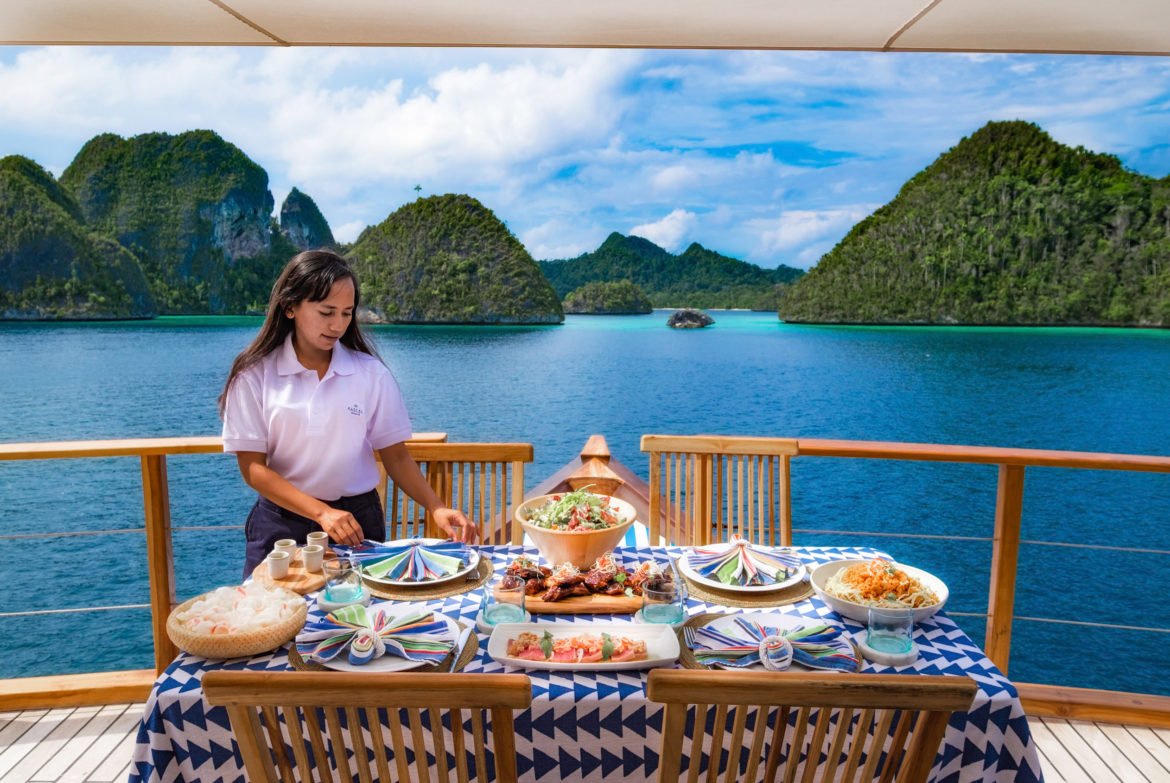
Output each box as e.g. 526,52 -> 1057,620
236,453 -> 332,522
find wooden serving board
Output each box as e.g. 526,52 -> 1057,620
252,549 -> 337,595
521,593 -> 642,615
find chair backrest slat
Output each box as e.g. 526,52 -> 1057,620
367,708 -> 392,782
451,707 -> 470,783
408,709 -> 433,783
860,708 -> 896,782
707,703 -> 729,783
470,707 -> 489,781
491,706 -> 520,783
259,705 -> 294,781
648,671 -> 976,783
283,705 -> 313,782
228,704 -> 278,781
205,672 -> 531,783
723,705 -> 750,783
303,706 -> 329,780
387,707 -> 412,781
782,706 -> 811,783
430,706 -> 451,782
345,706 -> 372,783
820,706 -> 853,781
642,435 -> 797,546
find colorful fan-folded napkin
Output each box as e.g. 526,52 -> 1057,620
687,537 -> 802,586
334,540 -> 471,582
689,616 -> 858,672
295,606 -> 454,666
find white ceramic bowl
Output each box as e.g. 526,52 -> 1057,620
809,559 -> 948,624
516,493 -> 636,568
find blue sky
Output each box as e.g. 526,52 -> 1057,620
2,47 -> 1169,268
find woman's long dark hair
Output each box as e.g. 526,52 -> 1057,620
218,250 -> 380,415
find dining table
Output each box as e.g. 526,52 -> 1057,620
129,543 -> 1044,783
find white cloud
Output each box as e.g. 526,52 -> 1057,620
522,219 -> 607,260
630,209 -> 697,251
334,220 -> 368,243
752,205 -> 877,257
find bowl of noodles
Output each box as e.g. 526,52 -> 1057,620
809,558 -> 948,624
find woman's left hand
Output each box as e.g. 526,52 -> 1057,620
434,507 -> 479,544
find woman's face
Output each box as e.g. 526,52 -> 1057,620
288,276 -> 356,355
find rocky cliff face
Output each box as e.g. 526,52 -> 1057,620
349,194 -> 563,324
280,187 -> 335,251
0,156 -> 154,319
59,130 -> 285,314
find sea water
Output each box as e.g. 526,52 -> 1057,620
2,312 -> 1170,695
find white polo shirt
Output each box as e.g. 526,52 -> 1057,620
221,334 -> 413,501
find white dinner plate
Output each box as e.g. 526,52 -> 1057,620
487,622 -> 679,671
678,546 -> 806,594
358,538 -> 480,587
697,612 -> 860,672
809,559 -> 948,624
319,604 -> 460,673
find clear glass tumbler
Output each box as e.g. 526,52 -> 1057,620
866,606 -> 914,654
322,557 -> 363,603
642,583 -> 685,625
481,576 -> 526,626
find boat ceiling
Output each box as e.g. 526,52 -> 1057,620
3,0 -> 1169,55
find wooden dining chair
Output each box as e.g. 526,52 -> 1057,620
382,442 -> 534,544
641,435 -> 799,546
647,670 -> 977,783
203,671 -> 533,783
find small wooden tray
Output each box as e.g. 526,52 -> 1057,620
253,548 -> 337,595
522,593 -> 642,615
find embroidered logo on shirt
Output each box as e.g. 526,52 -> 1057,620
347,404 -> 364,416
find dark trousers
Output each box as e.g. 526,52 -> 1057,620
243,489 -> 386,578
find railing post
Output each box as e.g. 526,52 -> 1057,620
986,464 -> 1025,674
510,460 -> 525,545
779,454 -> 793,547
141,454 -> 178,672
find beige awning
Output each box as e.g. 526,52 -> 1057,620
2,0 -> 1169,55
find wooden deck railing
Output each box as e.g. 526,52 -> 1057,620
3,434 -> 1170,730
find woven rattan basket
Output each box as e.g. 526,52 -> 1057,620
167,587 -> 307,659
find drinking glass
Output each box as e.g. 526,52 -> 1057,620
322,557 -> 363,603
481,576 -> 527,626
866,607 -> 914,654
642,583 -> 685,625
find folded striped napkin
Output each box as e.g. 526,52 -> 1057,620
687,537 -> 803,587
295,606 -> 454,666
690,615 -> 858,672
334,540 -> 472,582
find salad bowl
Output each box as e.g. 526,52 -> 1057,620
516,491 -> 636,567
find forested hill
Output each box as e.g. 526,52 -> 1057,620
0,156 -> 154,319
60,130 -> 301,314
780,121 -> 1170,326
348,194 -> 563,324
540,233 -> 804,310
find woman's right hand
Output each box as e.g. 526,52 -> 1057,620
315,507 -> 364,546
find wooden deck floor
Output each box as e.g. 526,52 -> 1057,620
1,706 -> 1168,782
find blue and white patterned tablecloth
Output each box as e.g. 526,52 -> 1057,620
130,545 -> 1043,783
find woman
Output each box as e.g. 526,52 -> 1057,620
219,249 -> 478,576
